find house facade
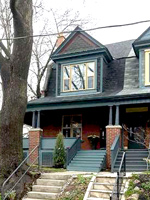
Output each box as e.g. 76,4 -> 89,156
25,26 -> 150,169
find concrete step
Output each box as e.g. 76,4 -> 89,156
32,185 -> 62,193
40,173 -> 70,180
27,191 -> 57,199
36,179 -> 66,186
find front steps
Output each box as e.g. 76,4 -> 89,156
113,149 -> 149,172
84,174 -> 127,200
23,173 -> 71,200
67,150 -> 106,172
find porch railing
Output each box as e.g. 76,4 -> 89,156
66,137 -> 81,166
110,151 -> 126,200
111,135 -> 120,172
1,145 -> 39,200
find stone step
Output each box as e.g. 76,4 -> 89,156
32,185 -> 62,193
27,191 -> 58,199
87,198 -> 109,200
96,177 -> 116,184
93,183 -> 114,191
90,189 -> 112,199
23,198 -> 45,200
40,173 -> 70,180
36,179 -> 66,186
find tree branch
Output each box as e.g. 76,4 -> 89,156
0,41 -> 10,58
28,83 -> 37,97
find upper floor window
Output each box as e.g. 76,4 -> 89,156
62,61 -> 95,92
145,49 -> 150,86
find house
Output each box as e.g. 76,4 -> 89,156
24,26 -> 150,171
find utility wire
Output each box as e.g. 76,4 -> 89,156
0,19 -> 150,41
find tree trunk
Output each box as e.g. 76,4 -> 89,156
0,0 -> 33,178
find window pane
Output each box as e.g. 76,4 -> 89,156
63,129 -> 70,137
73,128 -> 81,137
87,62 -> 94,77
71,64 -> 86,90
63,66 -> 70,79
88,76 -> 94,88
63,116 -> 71,127
72,116 -> 82,124
64,79 -> 70,91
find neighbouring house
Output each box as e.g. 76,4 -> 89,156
24,26 -> 150,172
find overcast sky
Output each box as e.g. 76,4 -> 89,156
43,0 -> 150,44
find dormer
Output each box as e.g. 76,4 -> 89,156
133,27 -> 150,87
51,27 -> 113,96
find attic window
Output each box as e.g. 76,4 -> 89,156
145,49 -> 150,86
63,61 -> 95,92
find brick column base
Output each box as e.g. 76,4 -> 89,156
106,125 -> 122,169
29,128 -> 43,164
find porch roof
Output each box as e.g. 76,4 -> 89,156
27,90 -> 150,112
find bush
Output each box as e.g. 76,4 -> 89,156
53,132 -> 66,168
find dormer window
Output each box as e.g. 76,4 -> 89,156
62,61 -> 95,92
145,49 -> 150,86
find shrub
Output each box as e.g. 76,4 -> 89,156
53,132 -> 66,168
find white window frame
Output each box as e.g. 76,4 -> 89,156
145,49 -> 150,86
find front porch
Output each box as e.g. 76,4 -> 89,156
24,103 -> 150,171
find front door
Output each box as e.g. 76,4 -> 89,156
128,127 -> 145,149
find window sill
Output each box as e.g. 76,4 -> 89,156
59,89 -> 98,97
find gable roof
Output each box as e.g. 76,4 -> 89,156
133,26 -> 150,57
51,26 -> 112,62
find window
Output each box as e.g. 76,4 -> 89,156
62,115 -> 82,138
145,49 -> 150,86
63,61 -> 95,92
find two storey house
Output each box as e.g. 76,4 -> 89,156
25,26 -> 150,171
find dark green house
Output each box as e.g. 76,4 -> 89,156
25,26 -> 150,171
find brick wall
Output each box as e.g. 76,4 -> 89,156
82,124 -> 100,150
29,128 -> 42,164
43,125 -> 61,137
106,125 -> 122,169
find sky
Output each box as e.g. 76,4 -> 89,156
42,0 -> 150,44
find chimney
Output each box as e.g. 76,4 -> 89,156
56,33 -> 65,48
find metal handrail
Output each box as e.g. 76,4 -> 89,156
66,137 -> 81,165
1,145 -> 39,200
110,151 -> 126,200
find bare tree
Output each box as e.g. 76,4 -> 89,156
28,8 -> 87,99
0,0 -> 33,180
